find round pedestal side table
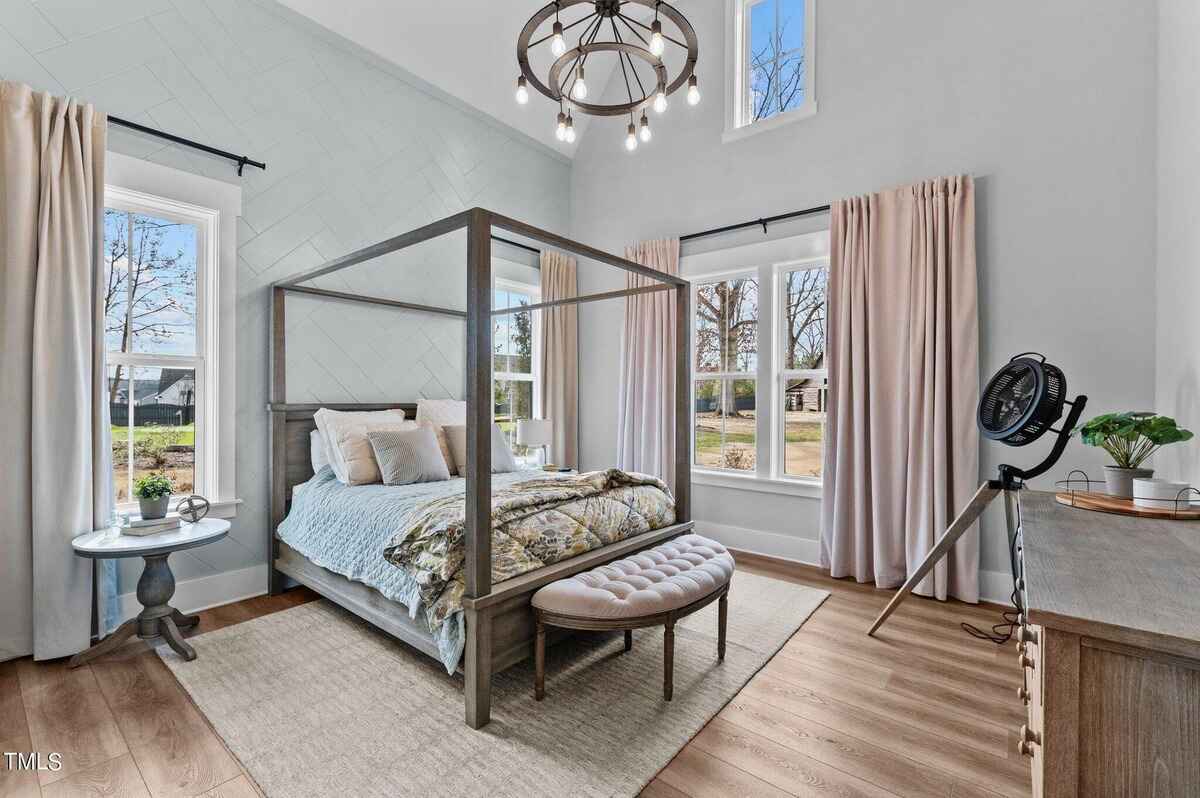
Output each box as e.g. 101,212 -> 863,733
68,519 -> 231,667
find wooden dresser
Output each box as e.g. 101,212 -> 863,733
1015,491 -> 1200,797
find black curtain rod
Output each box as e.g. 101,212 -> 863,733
491,235 -> 541,256
680,203 -> 831,243
108,115 -> 267,176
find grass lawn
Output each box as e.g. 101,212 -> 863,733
112,424 -> 195,446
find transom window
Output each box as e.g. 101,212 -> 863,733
725,0 -> 817,141
104,189 -> 217,506
690,249 -> 829,486
493,281 -> 540,455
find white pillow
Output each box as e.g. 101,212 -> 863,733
443,423 -> 520,474
310,429 -> 330,473
313,408 -> 414,485
416,399 -> 466,475
368,426 -> 451,485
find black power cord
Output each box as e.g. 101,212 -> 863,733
961,491 -> 1024,645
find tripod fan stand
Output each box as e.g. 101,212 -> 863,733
867,353 -> 1087,636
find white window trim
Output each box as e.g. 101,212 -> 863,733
106,152 -> 241,517
723,0 -> 818,144
493,277 -> 542,464
684,230 -> 830,494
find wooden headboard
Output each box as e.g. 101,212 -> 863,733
268,402 -> 418,590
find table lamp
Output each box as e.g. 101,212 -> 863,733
516,418 -> 553,468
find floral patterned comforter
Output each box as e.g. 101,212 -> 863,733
382,468 -> 676,633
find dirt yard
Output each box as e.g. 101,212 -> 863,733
694,409 -> 824,477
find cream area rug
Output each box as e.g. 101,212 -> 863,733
159,571 -> 827,798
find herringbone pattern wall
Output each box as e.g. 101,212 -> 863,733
1,0 -> 570,587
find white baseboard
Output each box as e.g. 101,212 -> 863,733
117,564 -> 268,623
694,519 -> 1014,606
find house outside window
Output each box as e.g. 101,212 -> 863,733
724,0 -> 817,142
493,280 -> 541,457
104,190 -> 217,507
687,229 -> 829,495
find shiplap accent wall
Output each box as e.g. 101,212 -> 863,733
0,0 -> 569,592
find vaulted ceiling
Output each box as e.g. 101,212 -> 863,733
277,1 -> 597,156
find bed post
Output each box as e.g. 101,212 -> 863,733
674,281 -> 691,523
464,208 -> 494,729
268,285 -> 287,595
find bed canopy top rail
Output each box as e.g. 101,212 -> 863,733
268,207 -> 691,728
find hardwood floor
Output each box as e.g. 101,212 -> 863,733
1,557 -> 1030,798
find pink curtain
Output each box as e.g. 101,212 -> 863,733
617,239 -> 680,493
820,176 -> 980,602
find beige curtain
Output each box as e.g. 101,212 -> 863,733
0,81 -> 111,660
539,250 -> 578,468
618,239 -> 680,494
820,176 -> 980,602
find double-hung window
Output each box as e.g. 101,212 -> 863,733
689,231 -> 829,492
725,0 -> 817,141
104,188 -> 218,507
493,280 -> 541,456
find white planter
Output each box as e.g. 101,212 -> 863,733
1132,478 -> 1191,510
1103,466 -> 1154,499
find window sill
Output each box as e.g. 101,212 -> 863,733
692,469 -> 822,498
722,101 -> 818,145
116,498 -> 242,522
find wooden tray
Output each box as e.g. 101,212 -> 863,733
1054,490 -> 1200,520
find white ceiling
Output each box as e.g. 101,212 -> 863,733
279,1 -> 679,158
277,1 -> 593,156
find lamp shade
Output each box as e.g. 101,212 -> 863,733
516,418 -> 552,447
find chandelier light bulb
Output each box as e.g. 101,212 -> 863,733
639,113 -> 652,142
572,66 -> 588,100
550,21 -> 566,56
649,20 -> 665,57
515,76 -> 529,105
564,114 -> 576,143
625,122 -> 638,152
687,75 -> 701,106
653,90 -> 668,114
555,112 -> 567,141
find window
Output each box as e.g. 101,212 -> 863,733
688,237 -> 829,491
694,277 -> 759,471
104,189 -> 217,507
493,281 -> 540,457
725,0 -> 817,141
779,265 -> 828,479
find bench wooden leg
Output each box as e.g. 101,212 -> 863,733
624,629 -> 632,652
534,614 -> 546,701
663,618 -> 675,702
718,590 -> 728,662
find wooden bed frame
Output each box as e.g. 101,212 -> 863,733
268,208 -> 692,729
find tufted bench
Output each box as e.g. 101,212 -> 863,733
531,534 -> 735,701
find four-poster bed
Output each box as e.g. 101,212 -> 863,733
267,208 -> 691,728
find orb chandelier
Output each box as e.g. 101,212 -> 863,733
515,0 -> 700,151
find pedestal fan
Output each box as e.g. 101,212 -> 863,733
867,353 -> 1087,636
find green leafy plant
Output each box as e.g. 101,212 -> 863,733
133,473 -> 173,500
1076,412 -> 1193,469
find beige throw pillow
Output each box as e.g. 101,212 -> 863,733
313,408 -> 414,485
443,423 -> 521,474
416,399 -> 466,474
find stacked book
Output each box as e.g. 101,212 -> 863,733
122,515 -> 181,537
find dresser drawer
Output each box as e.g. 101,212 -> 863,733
1017,621 -> 1045,796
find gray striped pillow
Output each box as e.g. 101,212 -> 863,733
367,426 -> 451,485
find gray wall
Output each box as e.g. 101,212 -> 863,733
1,0 -> 569,592
1155,0 -> 1200,487
570,0 -> 1159,587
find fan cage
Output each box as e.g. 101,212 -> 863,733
978,357 -> 1066,446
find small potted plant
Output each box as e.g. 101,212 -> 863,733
133,473 -> 174,520
1076,412 -> 1193,498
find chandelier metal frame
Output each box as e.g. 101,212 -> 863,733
516,0 -> 699,119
